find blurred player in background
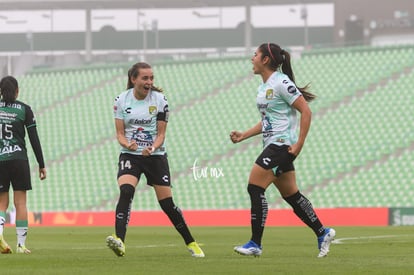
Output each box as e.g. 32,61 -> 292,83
106,62 -> 204,258
230,43 -> 335,258
0,75 -> 46,254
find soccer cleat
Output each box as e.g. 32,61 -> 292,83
16,244 -> 31,254
0,235 -> 12,254
317,228 -> 336,258
187,241 -> 205,258
106,235 -> 125,257
234,240 -> 262,257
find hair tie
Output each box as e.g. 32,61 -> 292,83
280,49 -> 286,61
267,43 -> 276,62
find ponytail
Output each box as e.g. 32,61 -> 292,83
261,43 -> 316,102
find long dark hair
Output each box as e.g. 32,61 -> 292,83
0,75 -> 18,104
126,62 -> 163,92
259,43 -> 316,102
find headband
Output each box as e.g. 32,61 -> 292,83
267,43 -> 276,62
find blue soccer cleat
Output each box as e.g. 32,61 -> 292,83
317,228 -> 336,258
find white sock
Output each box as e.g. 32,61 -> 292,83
0,216 -> 5,235
16,227 -> 28,247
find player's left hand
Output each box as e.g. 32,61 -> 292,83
39,168 -> 47,180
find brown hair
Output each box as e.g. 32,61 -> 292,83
259,43 -> 316,102
0,75 -> 18,104
126,62 -> 163,92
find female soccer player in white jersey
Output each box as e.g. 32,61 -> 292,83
230,43 -> 335,258
0,76 -> 46,254
106,62 -> 204,258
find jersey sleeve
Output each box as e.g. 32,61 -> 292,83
278,77 -> 301,105
25,105 -> 45,168
113,94 -> 124,119
156,93 -> 169,122
24,104 -> 37,129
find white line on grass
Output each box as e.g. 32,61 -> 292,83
68,244 -> 179,250
132,244 -> 178,248
333,235 -> 402,244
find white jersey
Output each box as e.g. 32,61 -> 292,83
256,71 -> 302,148
113,88 -> 169,155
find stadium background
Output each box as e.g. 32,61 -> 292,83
0,0 -> 413,227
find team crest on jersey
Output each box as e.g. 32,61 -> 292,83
148,106 -> 157,115
265,89 -> 274,100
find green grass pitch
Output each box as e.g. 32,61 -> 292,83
1,226 -> 413,274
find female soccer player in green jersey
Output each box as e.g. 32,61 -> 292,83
230,43 -> 335,258
0,76 -> 46,254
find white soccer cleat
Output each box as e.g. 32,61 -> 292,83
317,228 -> 336,258
106,235 -> 125,257
16,244 -> 31,254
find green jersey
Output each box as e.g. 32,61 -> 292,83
0,100 -> 36,161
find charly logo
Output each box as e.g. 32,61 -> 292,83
191,158 -> 224,181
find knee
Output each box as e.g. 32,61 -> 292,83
247,184 -> 265,196
119,184 -> 135,200
158,197 -> 174,212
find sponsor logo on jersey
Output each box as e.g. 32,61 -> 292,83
0,111 -> 18,119
257,103 -> 269,109
262,116 -> 272,132
0,145 -> 22,155
263,132 -> 275,138
129,118 -> 152,125
265,89 -> 274,99
149,106 -> 157,115
131,127 -> 153,147
0,102 -> 22,109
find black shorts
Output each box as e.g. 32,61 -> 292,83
117,153 -> 171,186
0,159 -> 32,192
255,144 -> 296,177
